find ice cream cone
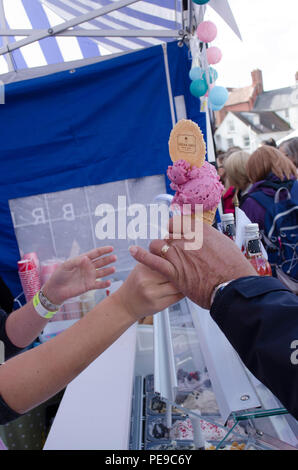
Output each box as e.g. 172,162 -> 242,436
203,209 -> 216,225
191,208 -> 216,225
167,120 -> 224,224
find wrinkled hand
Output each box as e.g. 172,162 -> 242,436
129,216 -> 256,309
113,263 -> 184,321
42,246 -> 117,305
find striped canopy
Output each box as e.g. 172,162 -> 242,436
0,0 -> 183,76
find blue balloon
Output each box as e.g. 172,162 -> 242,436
192,0 -> 210,4
209,86 -> 229,106
208,101 -> 223,111
208,67 -> 218,83
190,79 -> 208,98
190,66 -> 217,84
203,67 -> 218,84
189,66 -> 203,81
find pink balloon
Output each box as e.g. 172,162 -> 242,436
196,21 -> 217,43
207,46 -> 222,64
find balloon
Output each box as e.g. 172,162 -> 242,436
192,0 -> 210,4
204,67 -> 218,84
190,66 -> 217,84
209,86 -> 229,106
196,21 -> 217,43
206,46 -> 222,65
208,101 -> 223,111
190,79 -> 208,98
189,66 -> 204,81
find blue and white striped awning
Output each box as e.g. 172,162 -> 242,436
0,0 -> 183,76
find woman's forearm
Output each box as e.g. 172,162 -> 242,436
0,295 -> 134,414
0,262 -> 182,418
5,300 -> 49,349
4,246 -> 117,350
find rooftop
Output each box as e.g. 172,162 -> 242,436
225,85 -> 254,106
254,86 -> 298,111
232,111 -> 292,134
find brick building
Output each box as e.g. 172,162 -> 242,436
214,70 -> 298,152
215,69 -> 264,126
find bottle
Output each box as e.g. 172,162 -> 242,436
244,223 -> 272,276
221,213 -> 236,241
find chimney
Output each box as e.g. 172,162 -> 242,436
251,69 -> 263,95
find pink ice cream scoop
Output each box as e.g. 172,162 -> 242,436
167,160 -> 224,214
167,159 -> 191,187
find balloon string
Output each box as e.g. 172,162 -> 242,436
198,4 -> 207,24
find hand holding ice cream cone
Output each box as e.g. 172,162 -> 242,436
167,119 -> 224,225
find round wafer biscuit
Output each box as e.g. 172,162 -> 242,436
169,119 -> 206,168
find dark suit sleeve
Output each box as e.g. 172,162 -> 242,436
210,276 -> 298,419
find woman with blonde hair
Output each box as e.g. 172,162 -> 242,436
218,146 -> 242,214
241,145 -> 297,230
223,150 -> 251,206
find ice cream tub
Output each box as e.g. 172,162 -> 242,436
145,440 -> 195,450
175,389 -> 220,417
176,368 -> 202,392
145,439 -> 248,451
146,393 -> 184,417
145,416 -> 192,442
145,415 -> 249,446
208,440 -> 248,451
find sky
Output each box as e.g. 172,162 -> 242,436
205,0 -> 298,91
0,0 -> 297,93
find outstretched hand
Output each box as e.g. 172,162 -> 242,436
113,263 -> 184,322
42,246 -> 117,305
129,217 -> 256,309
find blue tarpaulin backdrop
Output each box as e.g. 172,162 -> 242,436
0,40 -> 206,298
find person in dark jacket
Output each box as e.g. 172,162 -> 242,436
130,220 -> 298,420
240,145 -> 297,230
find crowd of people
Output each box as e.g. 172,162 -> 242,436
0,135 -> 297,442
216,137 -> 298,217
215,137 -> 298,287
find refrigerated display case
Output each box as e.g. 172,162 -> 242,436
43,285 -> 298,450
130,297 -> 298,451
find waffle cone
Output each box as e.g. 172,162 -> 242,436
203,209 -> 216,225
191,208 -> 216,225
